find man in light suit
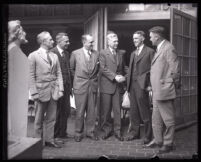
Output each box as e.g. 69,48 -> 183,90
70,34 -> 99,142
146,26 -> 180,154
99,32 -> 127,141
125,31 -> 154,144
28,31 -> 64,148
51,33 -> 72,143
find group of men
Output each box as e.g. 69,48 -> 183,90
8,20 -> 180,154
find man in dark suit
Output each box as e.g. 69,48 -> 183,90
70,34 -> 99,142
99,32 -> 127,141
146,26 -> 180,154
125,31 -> 154,144
28,31 -> 64,148
51,33 -> 72,143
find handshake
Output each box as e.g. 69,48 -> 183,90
115,75 -> 126,83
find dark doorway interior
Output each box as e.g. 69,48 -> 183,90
108,20 -> 170,66
21,25 -> 83,56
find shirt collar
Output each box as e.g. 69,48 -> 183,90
57,45 -> 64,56
109,47 -> 115,54
39,47 -> 48,53
137,44 -> 144,53
83,47 -> 91,55
157,40 -> 165,52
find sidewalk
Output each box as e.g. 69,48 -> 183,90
31,112 -> 198,160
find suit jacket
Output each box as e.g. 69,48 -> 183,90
99,48 -> 127,94
51,47 -> 72,89
70,48 -> 99,94
127,45 -> 154,91
28,47 -> 64,102
150,40 -> 180,100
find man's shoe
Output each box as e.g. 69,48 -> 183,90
101,132 -> 112,140
55,138 -> 65,144
158,145 -> 174,154
143,138 -> 151,145
45,141 -> 61,148
125,134 -> 139,141
86,134 -> 99,141
114,133 -> 124,141
145,140 -> 162,148
74,136 -> 82,142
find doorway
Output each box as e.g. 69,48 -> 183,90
108,20 -> 170,66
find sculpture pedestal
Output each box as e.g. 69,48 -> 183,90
8,136 -> 42,159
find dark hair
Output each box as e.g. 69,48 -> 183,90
134,30 -> 145,38
149,26 -> 165,38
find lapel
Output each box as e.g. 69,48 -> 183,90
38,48 -> 53,69
151,40 -> 166,65
129,51 -> 135,68
106,48 -> 117,64
90,50 -> 98,70
136,45 -> 147,64
79,48 -> 88,71
38,48 -> 49,64
116,50 -> 120,66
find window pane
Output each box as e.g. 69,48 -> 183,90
181,77 -> 189,95
190,58 -> 195,75
174,35 -> 183,54
183,17 -> 190,36
191,21 -> 197,38
190,95 -> 196,113
181,96 -> 189,114
174,97 -> 181,117
182,57 -> 189,75
190,77 -> 196,94
183,38 -> 190,56
174,14 -> 182,34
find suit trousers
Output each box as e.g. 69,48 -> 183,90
152,99 -> 175,146
74,86 -> 97,137
54,84 -> 71,138
129,80 -> 152,140
34,97 -> 57,143
100,87 -> 121,135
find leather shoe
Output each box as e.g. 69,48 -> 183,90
86,134 -> 99,141
45,141 -> 61,148
145,140 -> 162,148
125,135 -> 139,141
101,132 -> 112,140
114,133 -> 124,141
158,145 -> 174,154
143,138 -> 151,145
55,138 -> 65,144
74,136 -> 82,142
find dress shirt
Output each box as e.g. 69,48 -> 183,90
136,44 -> 144,56
83,47 -> 91,60
57,45 -> 64,57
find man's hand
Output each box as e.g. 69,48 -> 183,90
146,86 -> 152,92
115,75 -> 126,83
59,91 -> 63,98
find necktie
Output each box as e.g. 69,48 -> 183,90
61,51 -> 64,57
88,51 -> 91,60
47,52 -> 52,66
112,50 -> 117,62
136,48 -> 140,56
